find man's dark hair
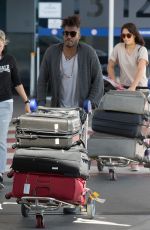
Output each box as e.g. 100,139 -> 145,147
62,15 -> 81,28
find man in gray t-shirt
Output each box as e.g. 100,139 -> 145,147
37,15 -> 104,109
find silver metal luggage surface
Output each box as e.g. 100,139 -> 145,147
100,90 -> 147,114
15,108 -> 81,134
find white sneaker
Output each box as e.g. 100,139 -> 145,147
130,163 -> 139,171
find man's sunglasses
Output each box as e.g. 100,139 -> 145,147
63,31 -> 77,37
121,33 -> 132,39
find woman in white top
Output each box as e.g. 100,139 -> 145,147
107,22 -> 149,91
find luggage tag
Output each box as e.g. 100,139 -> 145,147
54,123 -> 59,132
89,191 -> 106,204
23,183 -> 30,194
55,138 -> 59,145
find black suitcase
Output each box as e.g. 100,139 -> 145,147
15,131 -> 80,149
14,108 -> 81,135
92,110 -> 149,138
11,146 -> 89,179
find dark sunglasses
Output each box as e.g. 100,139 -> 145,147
121,33 -> 132,39
63,31 -> 77,37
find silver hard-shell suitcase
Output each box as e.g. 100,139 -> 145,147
100,90 -> 148,114
15,131 -> 80,149
14,107 -> 81,135
87,132 -> 146,160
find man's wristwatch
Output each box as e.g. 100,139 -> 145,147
24,99 -> 30,104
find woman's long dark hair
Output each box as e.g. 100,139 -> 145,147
120,22 -> 145,46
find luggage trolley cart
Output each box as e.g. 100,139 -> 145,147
6,102 -> 105,228
87,134 -> 145,181
88,83 -> 150,181
96,155 -> 141,181
18,189 -> 101,228
6,175 -> 101,228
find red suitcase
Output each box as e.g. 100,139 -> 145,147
8,172 -> 86,205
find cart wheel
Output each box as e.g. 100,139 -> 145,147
21,204 -> 29,217
97,161 -> 104,172
109,169 -> 117,181
87,199 -> 95,219
36,214 -> 45,228
63,207 -> 77,214
5,192 -> 12,200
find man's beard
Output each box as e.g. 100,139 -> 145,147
65,40 -> 78,48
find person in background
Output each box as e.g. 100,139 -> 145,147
107,22 -> 149,91
37,15 -> 104,109
0,30 -> 30,188
107,23 -> 149,171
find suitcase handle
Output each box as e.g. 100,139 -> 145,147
38,106 -> 79,112
124,85 -> 149,90
16,134 -> 38,139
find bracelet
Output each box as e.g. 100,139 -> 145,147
24,100 -> 30,104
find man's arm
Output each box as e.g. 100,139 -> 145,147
37,52 -> 49,106
88,53 -> 104,108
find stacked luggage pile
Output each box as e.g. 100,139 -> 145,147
87,90 -> 150,180
6,107 -> 93,227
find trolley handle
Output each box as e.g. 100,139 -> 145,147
120,85 -> 150,104
83,100 -> 92,114
123,85 -> 150,90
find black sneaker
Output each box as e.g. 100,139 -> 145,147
0,173 -> 4,189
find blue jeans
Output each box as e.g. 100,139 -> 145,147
0,100 -> 13,173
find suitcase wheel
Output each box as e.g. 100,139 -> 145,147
86,198 -> 95,219
7,169 -> 14,178
63,206 -> 77,214
36,214 -> 45,228
109,169 -> 117,181
97,161 -> 104,172
5,192 -> 12,199
21,204 -> 30,217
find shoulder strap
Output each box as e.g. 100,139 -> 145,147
138,46 -> 142,52
137,45 -> 142,62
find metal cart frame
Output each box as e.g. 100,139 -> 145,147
6,107 -> 105,228
89,88 -> 150,181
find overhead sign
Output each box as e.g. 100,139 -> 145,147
38,0 -> 150,36
62,0 -> 150,28
38,2 -> 62,18
48,18 -> 62,28
114,0 -> 150,27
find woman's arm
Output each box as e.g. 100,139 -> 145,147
107,59 -> 116,81
128,59 -> 147,91
15,84 -> 31,113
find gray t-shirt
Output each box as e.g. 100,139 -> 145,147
59,53 -> 78,107
109,43 -> 149,86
